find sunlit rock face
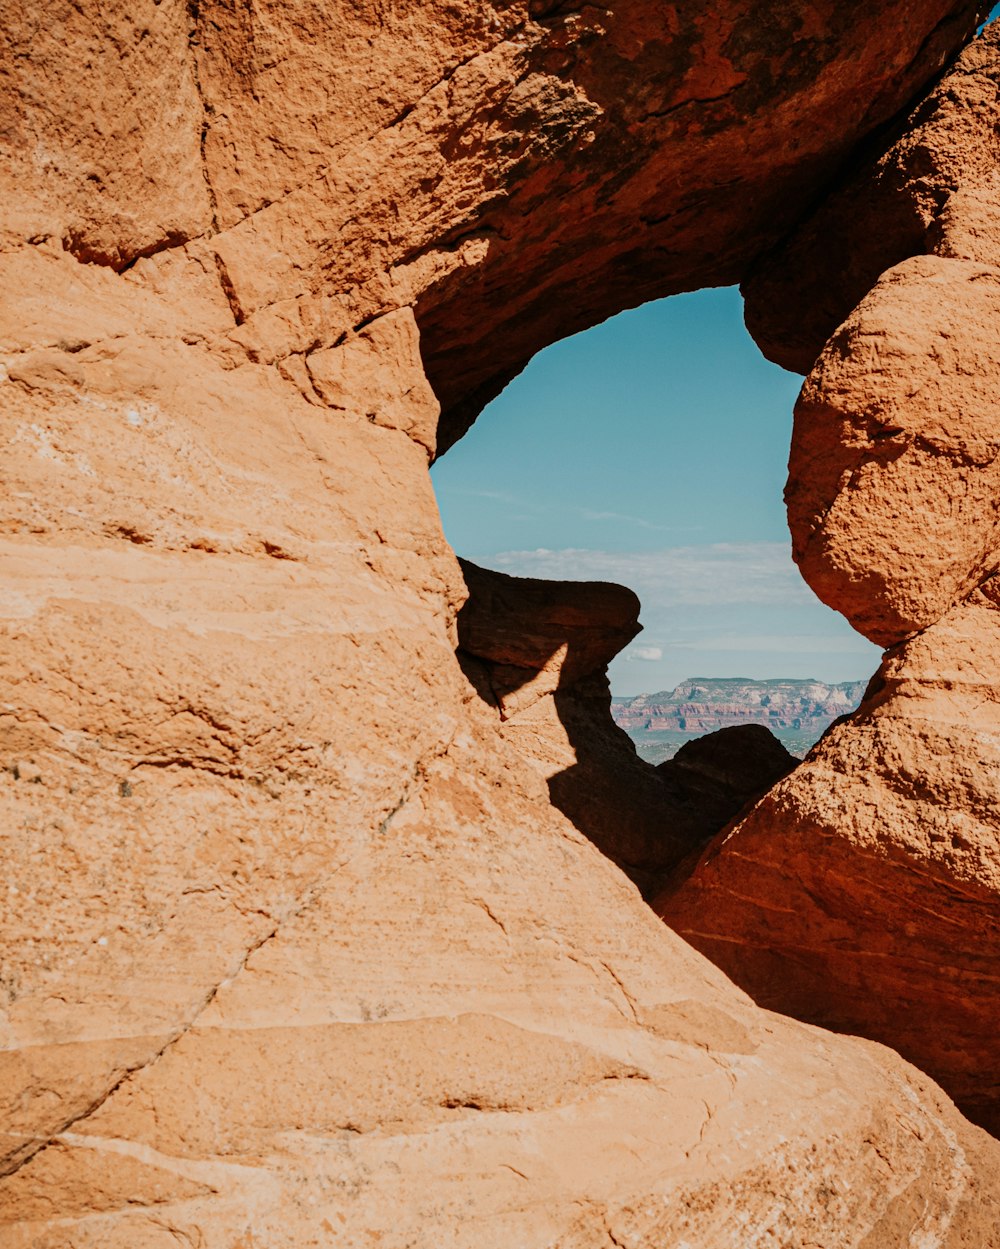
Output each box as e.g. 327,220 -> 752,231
664,25 -> 1000,1136
4,1 -> 1000,1244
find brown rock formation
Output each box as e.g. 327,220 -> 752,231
4,1 -> 1000,1244
745,28 -> 1000,643
660,594 -> 1000,1133
663,23 -> 1000,1136
457,557 -> 642,696
787,254 -> 1000,645
744,22 -> 1000,373
458,562 -> 800,897
2,1 -> 986,449
660,723 -> 798,833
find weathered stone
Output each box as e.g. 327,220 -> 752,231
744,22 -> 1000,373
456,557 -> 642,695
660,723 -> 797,834
4,2 -> 983,447
659,590 -> 1000,1134
788,253 -> 1000,646
457,561 -> 718,895
3,1 -> 1000,1244
663,27 -> 1000,1139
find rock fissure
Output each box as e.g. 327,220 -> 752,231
185,2 -> 221,237
1,755 -> 433,1180
603,1215 -> 629,1249
211,250 -> 246,327
640,83 -> 746,123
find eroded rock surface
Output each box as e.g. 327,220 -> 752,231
3,0 -> 1000,1244
744,23 -> 1000,372
3,1 -> 986,449
659,591 -> 1000,1133
663,23 -> 1000,1136
750,29 -> 1000,646
786,254 -> 1000,645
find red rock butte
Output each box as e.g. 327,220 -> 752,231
3,2 -> 1000,1245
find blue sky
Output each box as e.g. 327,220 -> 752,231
431,286 -> 882,696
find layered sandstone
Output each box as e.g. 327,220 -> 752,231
3,1 -> 1000,1244
660,592 -> 1000,1133
663,23 -> 1000,1135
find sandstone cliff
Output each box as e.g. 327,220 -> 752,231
3,1 -> 1000,1245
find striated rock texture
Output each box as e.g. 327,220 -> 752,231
660,596 -> 1000,1133
663,23 -> 1000,1136
4,1 -> 1000,1244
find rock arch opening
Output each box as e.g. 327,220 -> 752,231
429,287 -> 879,899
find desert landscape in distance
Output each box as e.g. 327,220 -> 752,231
3,1 -> 1000,1245
612,676 -> 869,760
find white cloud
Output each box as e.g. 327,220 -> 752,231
452,487 -> 540,508
478,543 -> 880,693
672,633 -> 875,654
447,490 -> 685,532
579,508 -> 673,531
627,645 -> 663,661
492,543 -> 814,607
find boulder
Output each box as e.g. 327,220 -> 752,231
787,253 -> 1000,646
660,723 -> 798,835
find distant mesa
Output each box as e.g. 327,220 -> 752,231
612,676 -> 868,762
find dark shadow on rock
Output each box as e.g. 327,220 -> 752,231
456,557 -> 798,899
661,724 -> 797,831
